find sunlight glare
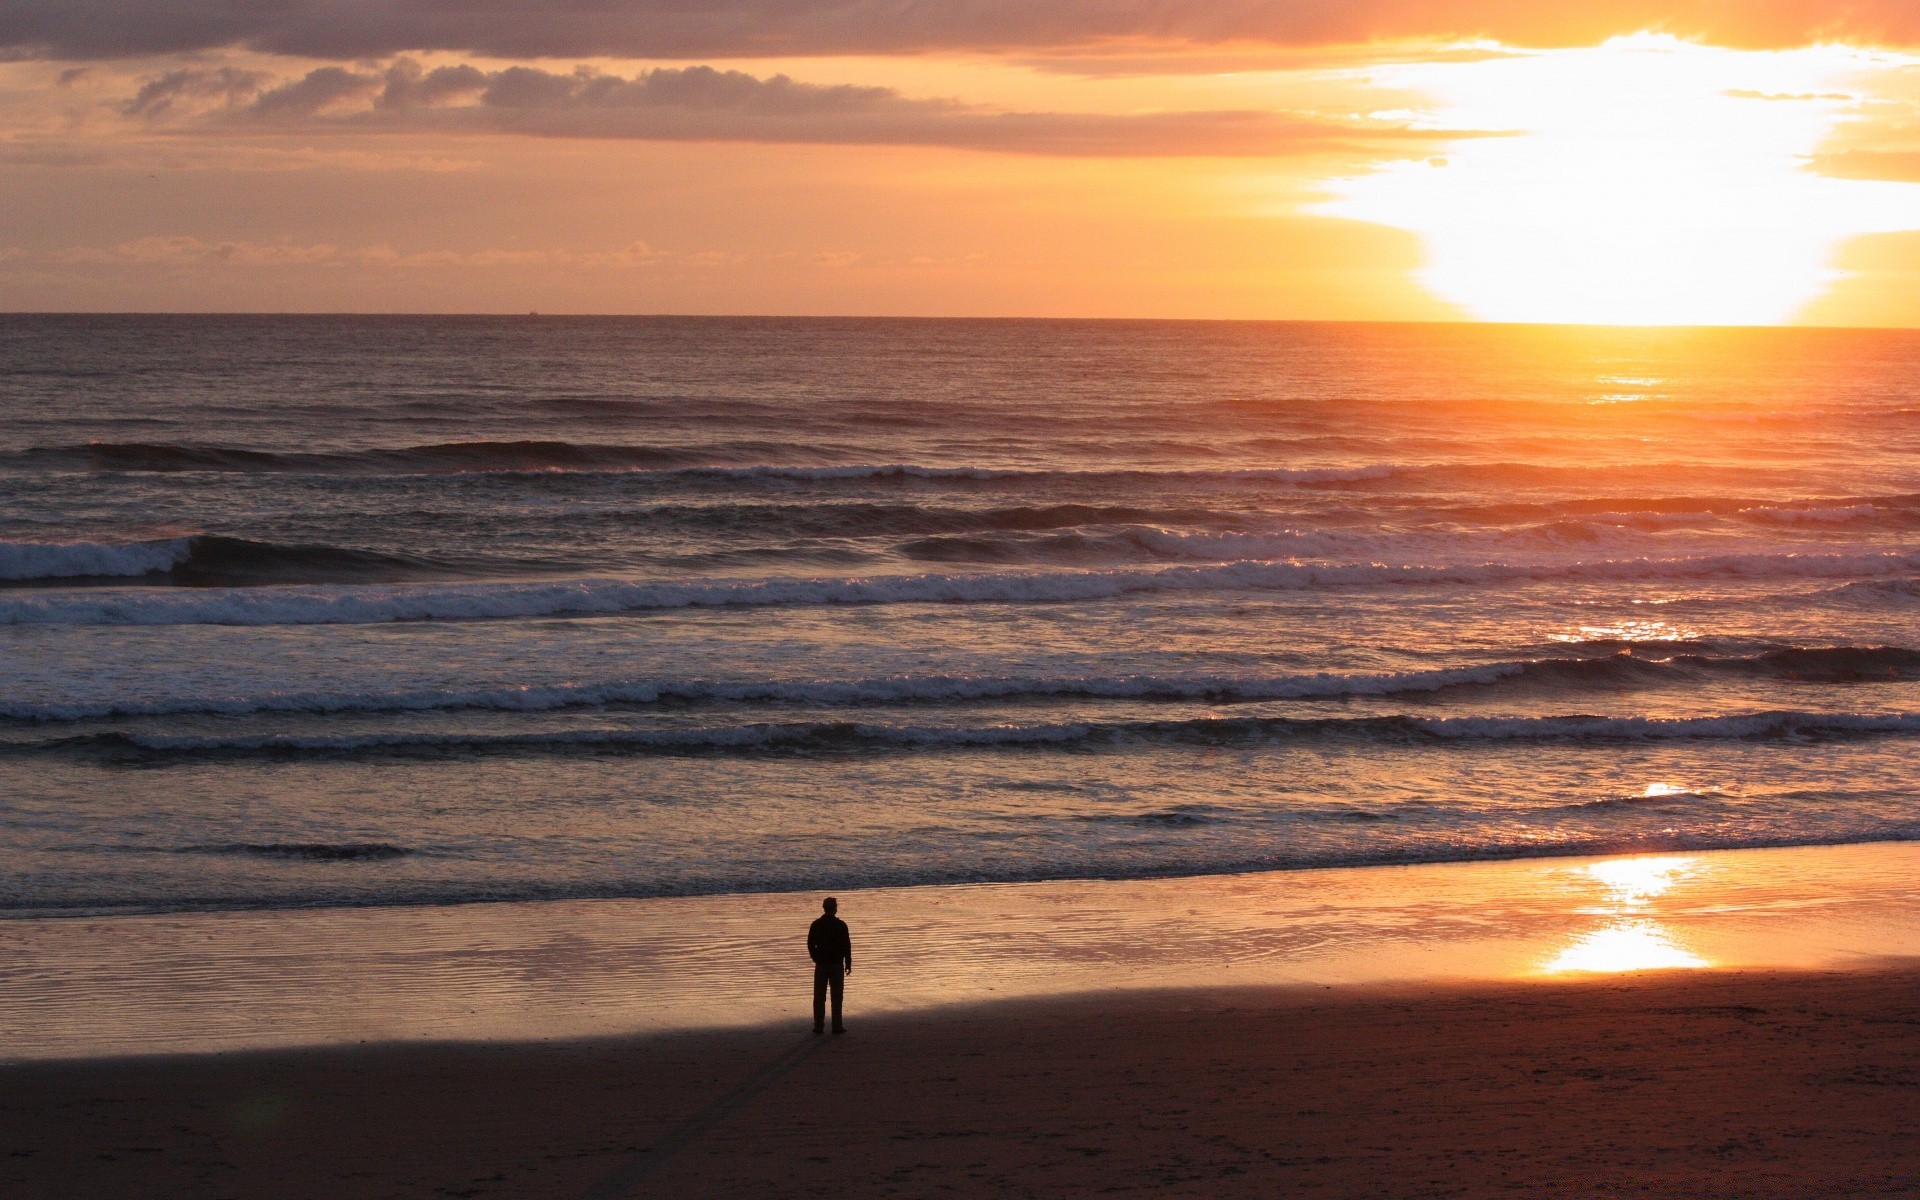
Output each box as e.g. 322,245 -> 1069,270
1587,855 -> 1696,906
1547,922 -> 1708,973
1544,855 -> 1709,973
1550,620 -> 1698,643
1322,37 -> 1920,325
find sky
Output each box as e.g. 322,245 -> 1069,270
4,1 -> 1920,324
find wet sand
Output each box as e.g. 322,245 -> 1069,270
5,967 -> 1918,1198
4,841 -> 1919,1061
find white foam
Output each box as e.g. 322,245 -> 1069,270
0,538 -> 192,581
5,550 -> 1917,627
1410,711 -> 1920,740
1742,504 -> 1879,524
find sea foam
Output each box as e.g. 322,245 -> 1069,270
0,538 -> 193,581
4,551 -> 1916,627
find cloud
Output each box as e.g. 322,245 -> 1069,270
1017,42 -> 1528,77
349,241 -> 663,267
250,64 -> 379,116
1725,89 -> 1857,102
134,60 -> 1488,159
7,0 -> 1920,61
119,65 -> 268,118
55,235 -> 341,265
43,236 -> 667,268
1814,150 -> 1920,181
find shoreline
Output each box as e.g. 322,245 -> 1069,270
2,839 -> 1917,1062
9,829 -> 1918,925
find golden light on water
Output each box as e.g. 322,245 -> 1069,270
1547,923 -> 1708,973
1586,855 -> 1695,905
1324,37 -> 1920,326
1545,854 -> 1709,974
1551,621 -> 1699,644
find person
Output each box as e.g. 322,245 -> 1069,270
808,897 -> 853,1035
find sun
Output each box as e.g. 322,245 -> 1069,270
1321,36 -> 1920,326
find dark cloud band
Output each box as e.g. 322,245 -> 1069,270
123,60 -> 1487,159
7,0 -> 1920,61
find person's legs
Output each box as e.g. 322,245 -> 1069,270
829,969 -> 845,1033
813,965 -> 829,1033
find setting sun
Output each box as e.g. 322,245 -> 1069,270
1326,37 -> 1920,325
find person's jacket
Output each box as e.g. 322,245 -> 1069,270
808,915 -> 852,970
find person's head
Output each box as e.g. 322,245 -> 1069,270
823,897 -> 837,915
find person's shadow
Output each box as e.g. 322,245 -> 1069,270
579,1032 -> 827,1199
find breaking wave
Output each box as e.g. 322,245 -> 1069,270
5,551 -> 1916,626
10,646 -> 1919,722
13,439 -> 708,474
38,708 -> 1920,760
0,535 -> 460,585
176,842 -> 416,862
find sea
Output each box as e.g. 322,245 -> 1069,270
3,314 -> 1918,919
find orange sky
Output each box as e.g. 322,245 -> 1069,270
3,2 -> 1919,324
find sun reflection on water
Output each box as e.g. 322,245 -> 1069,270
1550,620 -> 1699,644
1544,855 -> 1709,974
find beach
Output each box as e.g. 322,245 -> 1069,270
7,5 -> 1920,1188
3,841 -> 1919,1196
7,318 -> 1920,1195
7,968 -> 1918,1198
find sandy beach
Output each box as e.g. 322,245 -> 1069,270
5,966 -> 1918,1198
1,843 -> 1918,1196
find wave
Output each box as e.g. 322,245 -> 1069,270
38,709 -> 1920,760
888,518 -> 1875,567
636,500 -> 1252,540
646,460 -> 1790,495
5,551 -> 1917,627
19,817 -> 1920,918
0,535 -> 459,585
176,842 -> 416,861
1565,787 -> 1719,811
12,440 -> 1405,481
12,444 -> 1750,491
669,462 -> 1402,485
5,518 -> 1896,593
578,498 -> 1910,568
0,537 -> 192,581
12,646 -> 1918,722
13,439 -> 712,475
1741,503 -> 1884,525
0,663 -> 1532,721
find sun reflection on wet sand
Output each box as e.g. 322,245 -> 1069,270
5,843 -> 1919,1059
1545,855 -> 1709,974
1547,923 -> 1708,974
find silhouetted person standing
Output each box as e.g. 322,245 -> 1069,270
808,897 -> 852,1035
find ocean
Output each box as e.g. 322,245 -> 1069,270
3,314 -> 1919,918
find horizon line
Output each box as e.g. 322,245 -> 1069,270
2,311 -> 1917,333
